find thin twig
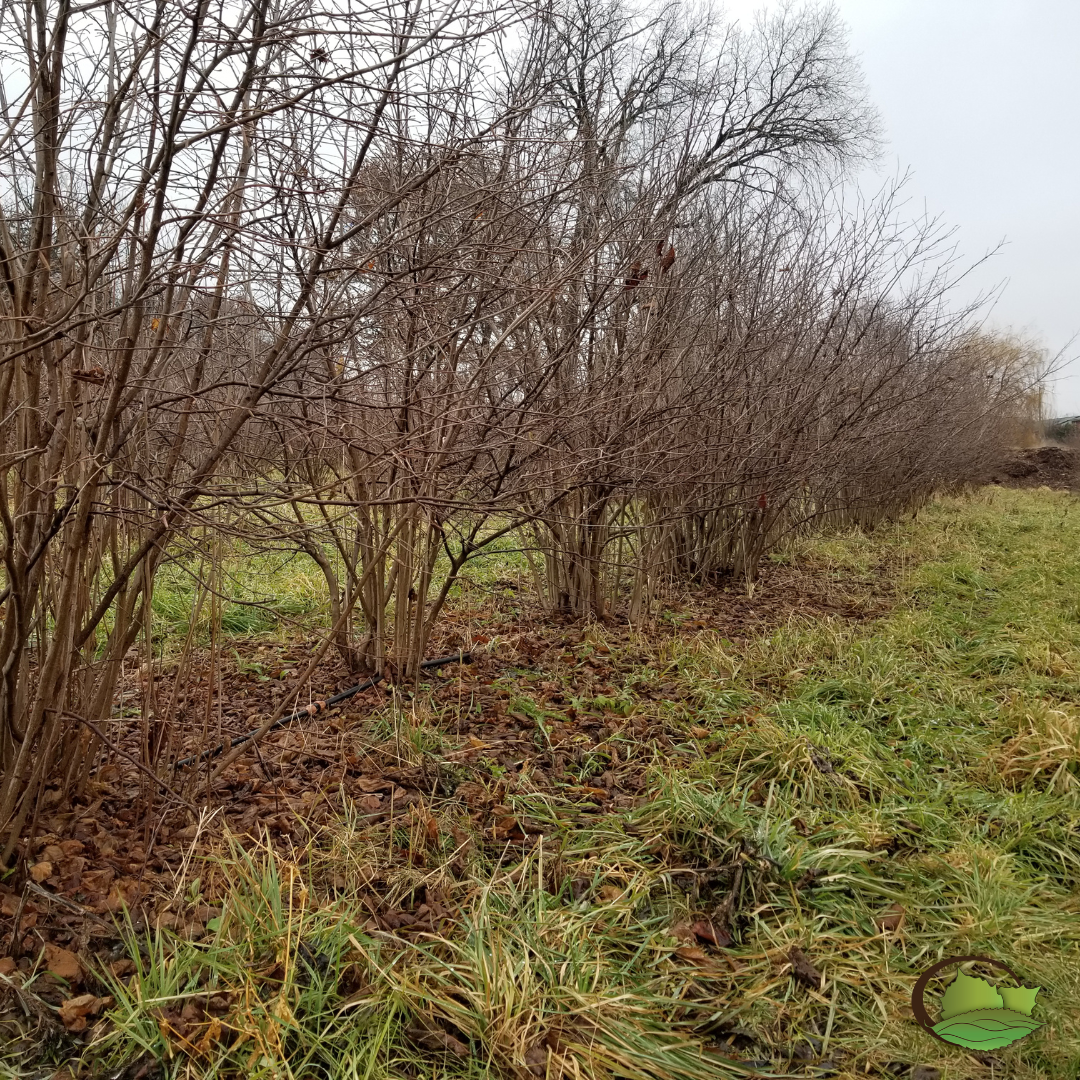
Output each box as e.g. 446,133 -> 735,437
67,712 -> 200,813
23,880 -> 118,933
176,651 -> 471,771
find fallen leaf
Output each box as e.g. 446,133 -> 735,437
43,944 -> 82,983
788,945 -> 822,989
407,1015 -> 469,1057
196,1015 -> 223,1054
692,919 -> 733,947
524,1044 -> 547,1076
794,867 -> 826,890
675,945 -> 710,963
0,894 -> 27,917
674,945 -> 722,971
30,861 -> 53,883
875,902 -> 906,933
455,781 -> 487,808
0,957 -> 15,976
154,911 -> 180,931
81,869 -> 115,898
354,775 -> 394,793
493,815 -> 526,841
689,726 -> 710,739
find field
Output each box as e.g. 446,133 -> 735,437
4,485 -> 1080,1080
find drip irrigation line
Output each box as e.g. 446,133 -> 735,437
173,651 -> 471,770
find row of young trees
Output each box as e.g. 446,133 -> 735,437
0,0 -> 1041,856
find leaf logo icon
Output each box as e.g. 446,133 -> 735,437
932,1009 -> 1041,1050
911,956 -> 1042,1051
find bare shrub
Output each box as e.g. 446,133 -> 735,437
0,0 -> 1044,853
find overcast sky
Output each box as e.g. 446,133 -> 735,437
721,0 -> 1080,417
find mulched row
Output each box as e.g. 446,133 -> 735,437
0,556 -> 891,1067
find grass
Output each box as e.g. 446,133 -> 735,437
58,487 -> 1080,1077
149,551 -> 325,647
144,524 -> 531,655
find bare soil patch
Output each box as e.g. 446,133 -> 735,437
988,444 -> 1080,491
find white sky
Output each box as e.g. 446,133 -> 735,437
722,0 -> 1080,416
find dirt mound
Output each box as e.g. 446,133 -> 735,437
988,445 -> 1079,491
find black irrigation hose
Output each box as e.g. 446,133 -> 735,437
173,651 -> 472,770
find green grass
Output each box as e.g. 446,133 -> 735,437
72,487 -> 1080,1078
149,550 -> 324,647
142,523 -> 531,654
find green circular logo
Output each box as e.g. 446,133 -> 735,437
912,955 -> 1042,1051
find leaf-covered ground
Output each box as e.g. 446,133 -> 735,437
3,486 -> 1080,1080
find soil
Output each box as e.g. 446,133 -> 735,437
987,444 -> 1080,491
